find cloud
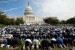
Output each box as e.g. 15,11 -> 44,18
33,0 -> 75,20
4,6 -> 25,12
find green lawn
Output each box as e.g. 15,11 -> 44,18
0,47 -> 10,50
52,48 -> 71,50
0,47 -> 72,50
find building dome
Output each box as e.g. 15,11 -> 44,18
23,2 -> 44,25
24,2 -> 34,15
26,6 -> 32,11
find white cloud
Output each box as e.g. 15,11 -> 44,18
33,0 -> 75,20
4,6 -> 25,12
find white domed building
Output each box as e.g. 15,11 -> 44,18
23,2 -> 44,25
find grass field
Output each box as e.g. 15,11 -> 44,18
0,47 -> 9,50
0,47 -> 72,50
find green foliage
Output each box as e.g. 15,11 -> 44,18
44,17 -> 59,25
15,18 -> 24,25
44,17 -> 75,24
1,10 -> 75,25
0,11 -> 24,25
60,20 -> 66,24
66,17 -> 75,24
0,11 -> 7,24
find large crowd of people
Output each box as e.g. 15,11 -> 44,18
0,25 -> 75,50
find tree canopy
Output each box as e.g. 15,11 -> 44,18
66,17 -> 75,24
44,17 -> 59,25
44,17 -> 75,25
0,11 -> 24,25
0,10 -> 75,25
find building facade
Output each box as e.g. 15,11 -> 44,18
23,2 -> 44,25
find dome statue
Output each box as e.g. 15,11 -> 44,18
23,2 -> 44,25
24,2 -> 34,16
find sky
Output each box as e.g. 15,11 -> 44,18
0,0 -> 75,20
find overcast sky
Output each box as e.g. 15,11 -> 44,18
0,0 -> 75,20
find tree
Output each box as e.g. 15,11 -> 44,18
60,20 -> 66,24
0,11 -> 7,24
0,11 -> 24,25
15,17 -> 24,25
66,17 -> 75,24
44,17 -> 59,25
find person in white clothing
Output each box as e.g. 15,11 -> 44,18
32,39 -> 40,50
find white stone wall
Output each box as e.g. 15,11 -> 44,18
23,16 -> 44,25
